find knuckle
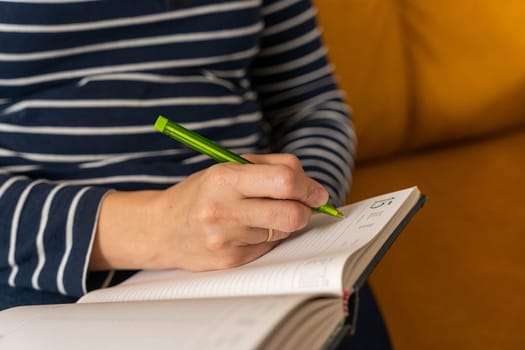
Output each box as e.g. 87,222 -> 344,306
203,164 -> 237,188
274,166 -> 297,197
194,201 -> 223,224
282,203 -> 309,231
282,154 -> 302,170
204,232 -> 228,252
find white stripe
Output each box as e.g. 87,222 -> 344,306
283,109 -> 352,126
0,148 -> 120,162
180,112 -> 262,131
283,137 -> 351,180
0,148 -> 185,164
8,180 -> 45,287
258,27 -> 320,57
252,46 -> 327,76
0,47 -> 258,87
0,0 -> 260,33
3,95 -> 250,115
31,183 -> 66,290
60,175 -> 186,186
262,0 -> 301,16
0,112 -> 261,164
204,69 -> 246,78
301,158 -> 349,192
81,192 -> 113,295
78,71 -> 236,91
79,114 -> 263,168
0,111 -> 261,137
56,186 -> 89,295
263,6 -> 316,37
303,109 -> 352,122
320,101 -> 352,116
291,147 -> 354,173
218,132 -> 261,148
200,70 -> 238,91
262,76 -> 335,106
256,65 -> 332,93
269,90 -> 345,119
79,149 -> 187,169
0,176 -> 24,199
283,137 -> 352,182
302,111 -> 358,145
0,165 -> 41,173
0,122 -> 153,135
0,22 -> 262,61
282,126 -> 354,152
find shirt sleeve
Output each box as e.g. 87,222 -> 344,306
0,173 -> 110,297
252,0 -> 356,206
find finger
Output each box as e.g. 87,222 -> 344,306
229,197 -> 313,234
243,154 -> 329,208
221,162 -> 328,208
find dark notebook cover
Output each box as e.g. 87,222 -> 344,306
328,193 -> 426,348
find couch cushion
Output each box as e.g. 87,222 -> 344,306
348,129 -> 525,350
316,0 -> 525,159
402,0 -> 525,149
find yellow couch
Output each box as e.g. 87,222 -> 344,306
314,1 -> 525,349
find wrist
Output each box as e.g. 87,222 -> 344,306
89,189 -> 161,270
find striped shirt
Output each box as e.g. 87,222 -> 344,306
0,0 -> 355,298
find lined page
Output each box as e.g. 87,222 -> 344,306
80,187 -> 418,303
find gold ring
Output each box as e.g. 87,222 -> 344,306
266,228 -> 274,242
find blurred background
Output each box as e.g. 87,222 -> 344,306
313,1 -> 525,349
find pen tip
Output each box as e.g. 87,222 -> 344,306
326,205 -> 344,219
315,205 -> 344,218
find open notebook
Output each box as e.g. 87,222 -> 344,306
0,186 -> 425,350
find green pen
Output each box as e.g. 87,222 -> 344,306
154,115 -> 344,219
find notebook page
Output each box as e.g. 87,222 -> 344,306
80,187 -> 417,303
0,295 -> 312,350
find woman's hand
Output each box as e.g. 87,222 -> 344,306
89,154 -> 329,272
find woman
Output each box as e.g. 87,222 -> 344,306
0,0 -> 390,348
